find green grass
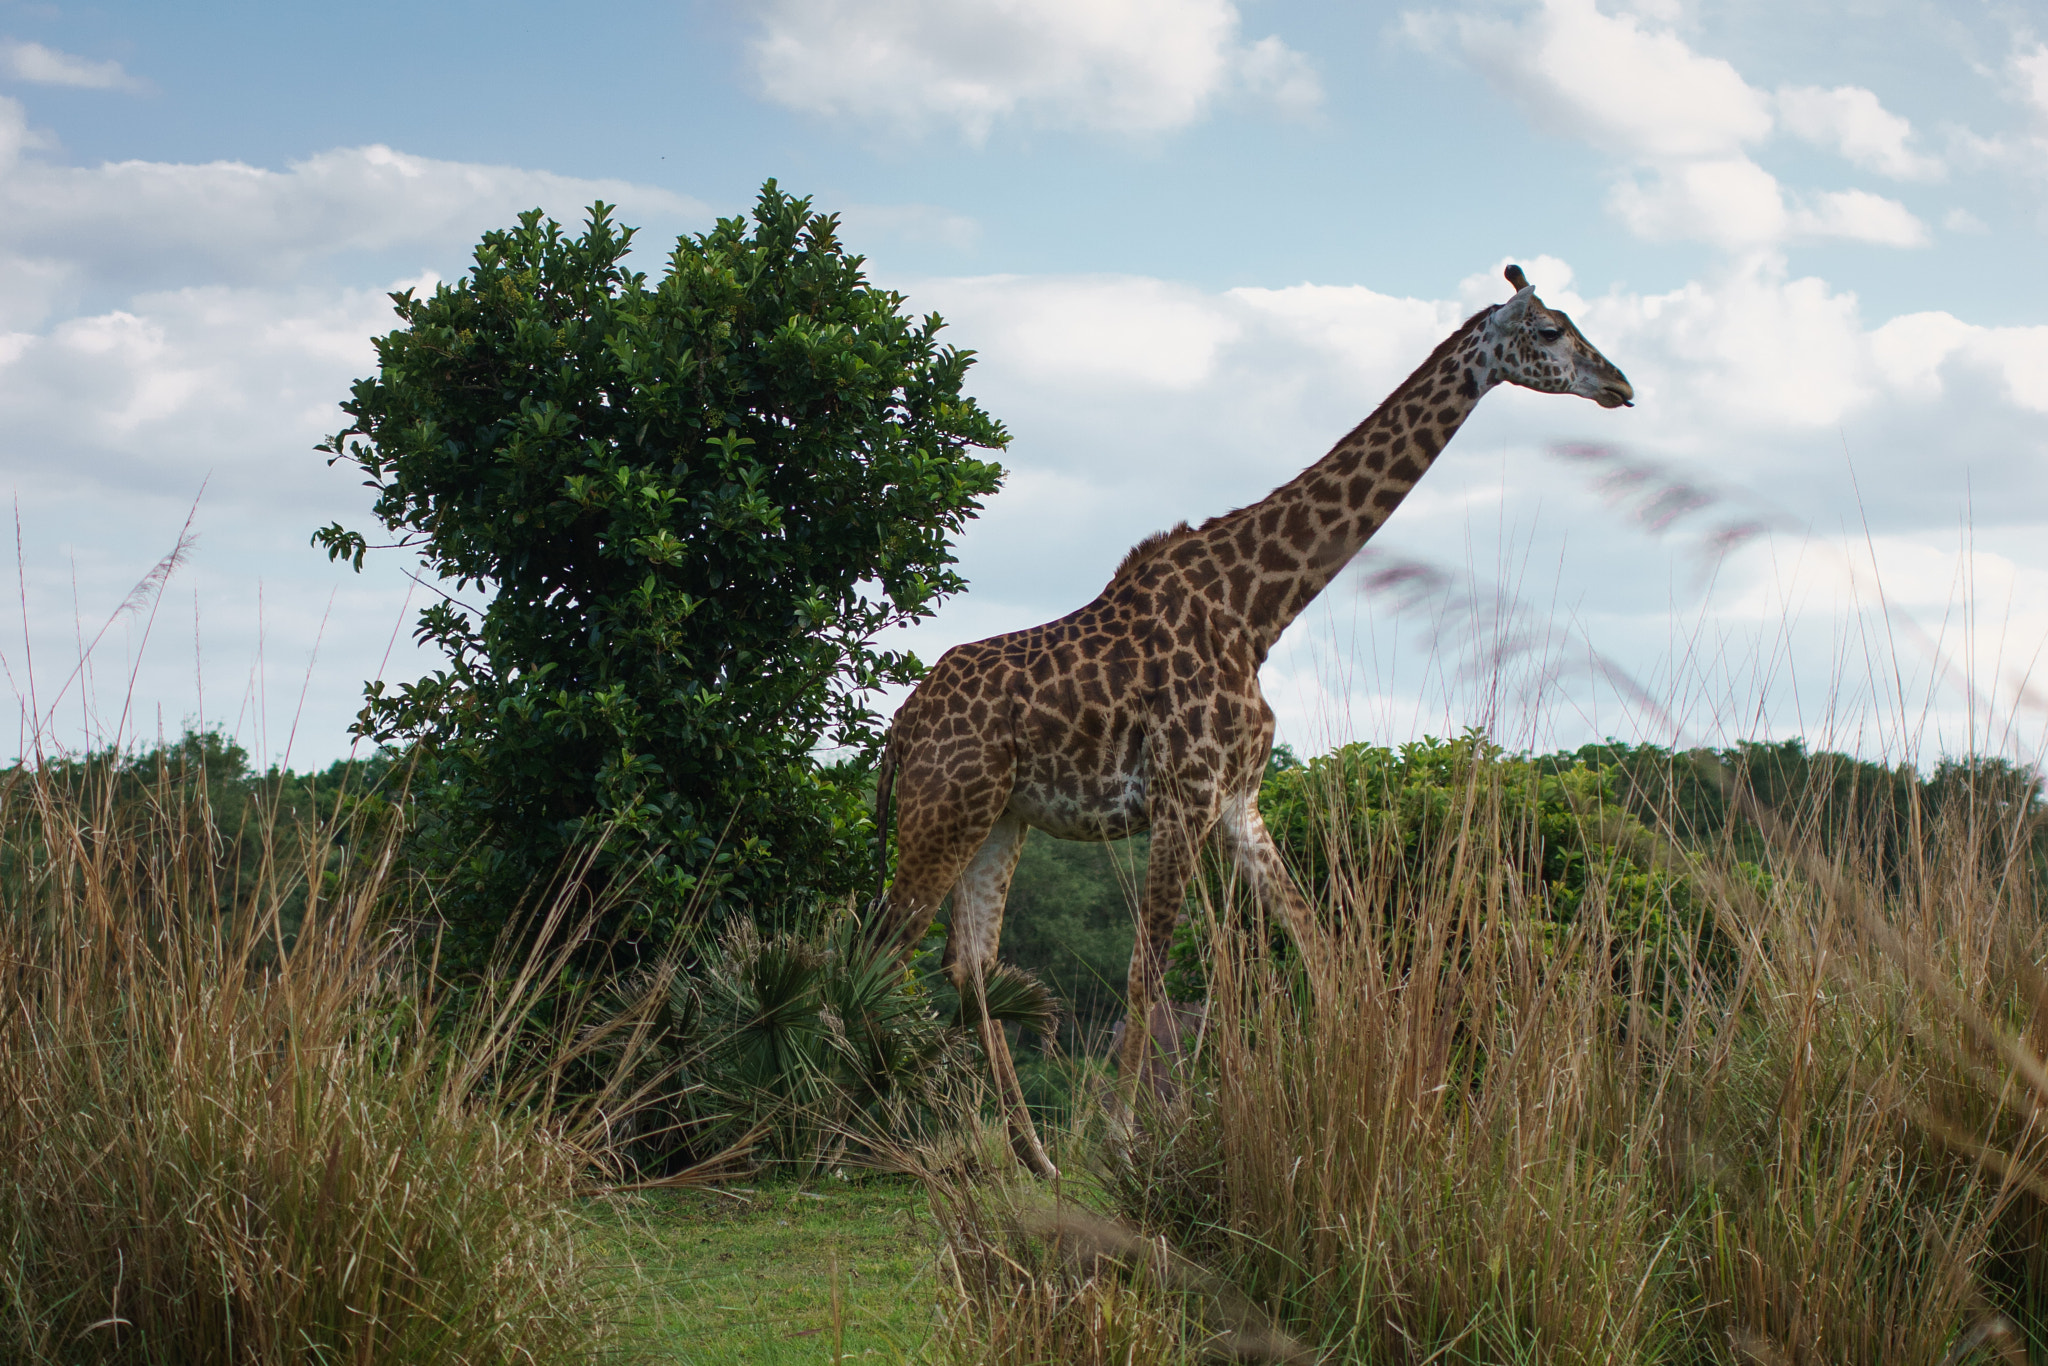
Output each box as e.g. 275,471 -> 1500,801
593,1176 -> 946,1364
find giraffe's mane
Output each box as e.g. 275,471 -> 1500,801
1108,511 -> 1245,584
1109,521 -> 1198,583
1105,304 -> 1502,591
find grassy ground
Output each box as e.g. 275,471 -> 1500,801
593,1176 -> 947,1364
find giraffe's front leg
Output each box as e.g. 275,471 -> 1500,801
1217,786 -> 1328,964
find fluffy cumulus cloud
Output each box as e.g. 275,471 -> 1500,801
1411,0 -> 1931,252
914,274 -> 1248,391
0,276 -> 441,767
1776,84 -> 1943,182
1982,40 -> 2048,185
749,0 -> 1320,141
1439,0 -> 1769,160
2016,42 -> 2048,120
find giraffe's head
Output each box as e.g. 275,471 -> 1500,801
1482,264 -> 1633,409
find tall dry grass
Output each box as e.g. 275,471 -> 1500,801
929,744 -> 2048,1365
0,745 -> 646,1365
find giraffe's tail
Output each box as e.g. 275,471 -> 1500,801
871,732 -> 898,914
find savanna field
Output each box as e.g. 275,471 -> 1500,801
4,179 -> 2046,1366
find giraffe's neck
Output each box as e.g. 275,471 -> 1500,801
1198,309 -> 1499,660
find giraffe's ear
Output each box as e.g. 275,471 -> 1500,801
1490,283 -> 1534,331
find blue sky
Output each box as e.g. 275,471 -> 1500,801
3,0 -> 2047,768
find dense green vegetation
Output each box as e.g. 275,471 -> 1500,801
12,712 -> 2048,1363
998,731 -> 2044,1051
938,736 -> 2048,1366
3,729 -> 398,948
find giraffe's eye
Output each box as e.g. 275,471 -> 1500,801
1537,325 -> 1564,343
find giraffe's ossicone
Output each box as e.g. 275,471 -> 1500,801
874,265 -> 1633,1178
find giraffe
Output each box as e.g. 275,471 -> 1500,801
873,265 -> 1633,1177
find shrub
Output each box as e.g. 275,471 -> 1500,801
1057,739 -> 2048,1365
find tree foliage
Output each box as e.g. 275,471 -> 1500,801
314,185 -> 1007,966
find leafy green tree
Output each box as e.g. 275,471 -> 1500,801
314,185 -> 1007,969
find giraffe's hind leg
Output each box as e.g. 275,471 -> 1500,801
874,724 -> 1013,951
945,811 -> 1058,1179
1215,786 -> 1331,991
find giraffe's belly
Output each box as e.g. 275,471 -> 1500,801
1006,764 -> 1150,842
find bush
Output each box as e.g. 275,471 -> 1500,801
602,907 -> 1074,1172
930,736 -> 2048,1366
998,831 -> 1147,1053
1168,731 -> 1716,1005
1,729 -> 398,951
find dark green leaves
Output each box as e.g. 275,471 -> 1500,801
319,184 -> 1007,967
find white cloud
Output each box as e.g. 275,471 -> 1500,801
0,39 -> 141,92
1234,34 -> 1321,117
1582,257 -> 1874,429
1791,188 -> 1930,247
1872,311 -> 2048,412
1610,163 -> 1927,249
1416,0 -> 1933,253
836,202 -> 981,253
1944,40 -> 2048,192
2015,42 -> 2048,120
1227,283 -> 1459,379
749,0 -> 1321,141
0,282 -> 393,498
910,274 -> 1243,390
1610,157 -> 1787,247
0,98 -> 709,326
1776,84 -> 1942,181
1435,0 -> 1771,161
0,275 -> 439,767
